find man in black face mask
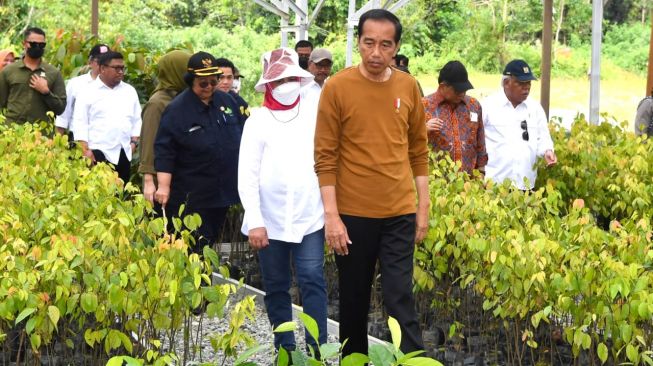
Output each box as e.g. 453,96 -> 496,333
0,27 -> 66,125
294,40 -> 313,70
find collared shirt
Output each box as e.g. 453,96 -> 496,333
239,103 -> 324,243
71,78 -> 142,165
154,89 -> 245,209
422,91 -> 487,174
301,80 -> 323,102
56,72 -> 94,130
0,59 -> 66,124
482,91 -> 554,190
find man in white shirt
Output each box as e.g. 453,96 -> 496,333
72,51 -> 142,184
301,48 -> 332,105
55,44 -> 110,136
482,59 -> 557,190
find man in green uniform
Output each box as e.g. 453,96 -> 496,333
0,27 -> 66,124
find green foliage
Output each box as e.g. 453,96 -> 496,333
603,22 -> 651,74
269,314 -> 442,366
415,115 -> 653,364
0,122 -> 244,364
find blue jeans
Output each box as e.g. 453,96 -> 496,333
257,228 -> 327,349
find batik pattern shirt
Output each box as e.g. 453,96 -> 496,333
422,91 -> 488,174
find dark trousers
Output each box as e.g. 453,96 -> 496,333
92,148 -> 131,184
336,213 -> 423,357
162,204 -> 229,254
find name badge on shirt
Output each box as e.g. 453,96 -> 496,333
470,112 -> 478,123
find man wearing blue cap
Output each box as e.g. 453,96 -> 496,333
482,59 -> 557,190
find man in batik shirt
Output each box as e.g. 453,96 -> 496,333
423,60 -> 487,176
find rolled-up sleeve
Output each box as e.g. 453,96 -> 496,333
238,115 -> 266,230
314,81 -> 341,186
407,82 -> 428,177
535,105 -> 554,156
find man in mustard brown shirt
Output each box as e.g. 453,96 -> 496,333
314,8 -> 429,358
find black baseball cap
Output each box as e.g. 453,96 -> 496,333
186,51 -> 222,77
438,61 -> 473,93
89,44 -> 110,59
503,59 -> 537,81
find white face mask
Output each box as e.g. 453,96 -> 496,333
231,78 -> 241,92
272,81 -> 300,105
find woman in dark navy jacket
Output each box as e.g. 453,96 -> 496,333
154,51 -> 245,253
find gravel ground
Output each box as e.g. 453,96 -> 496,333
171,299 -> 339,366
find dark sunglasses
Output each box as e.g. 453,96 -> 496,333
105,65 -> 126,72
198,79 -> 218,89
520,120 -> 529,141
28,41 -> 47,49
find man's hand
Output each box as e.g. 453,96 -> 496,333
142,174 -> 156,204
248,227 -> 269,250
155,185 -> 170,208
325,213 -> 351,256
544,149 -> 557,167
29,75 -> 50,95
82,149 -> 96,163
425,117 -> 444,133
415,206 -> 429,243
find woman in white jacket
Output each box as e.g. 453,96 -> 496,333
238,48 -> 326,357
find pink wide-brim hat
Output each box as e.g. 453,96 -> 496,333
254,47 -> 314,92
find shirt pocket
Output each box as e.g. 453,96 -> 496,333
222,113 -> 243,150
179,126 -> 214,162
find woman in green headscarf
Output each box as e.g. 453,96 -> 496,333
139,50 -> 191,204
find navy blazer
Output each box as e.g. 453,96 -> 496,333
155,88 -> 245,209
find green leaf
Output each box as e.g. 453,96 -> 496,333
402,357 -> 445,366
203,246 -> 221,270
597,342 -> 608,364
340,353 -> 370,366
15,307 -> 36,325
277,347 -> 289,366
626,344 -> 638,363
48,305 -> 60,329
298,312 -> 320,345
368,344 -> 394,366
81,293 -> 98,313
318,342 -> 341,359
273,321 -> 296,333
388,316 -> 402,351
30,333 -> 41,350
107,356 -> 143,366
234,344 -> 271,365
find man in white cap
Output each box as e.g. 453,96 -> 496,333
302,48 -> 333,105
239,48 -> 327,359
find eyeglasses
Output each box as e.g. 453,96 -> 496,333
521,120 -> 529,141
218,74 -> 234,81
198,79 -> 219,89
105,65 -> 126,72
28,41 -> 46,49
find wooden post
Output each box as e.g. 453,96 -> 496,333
541,0 -> 553,119
91,0 -> 99,38
647,8 -> 653,96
